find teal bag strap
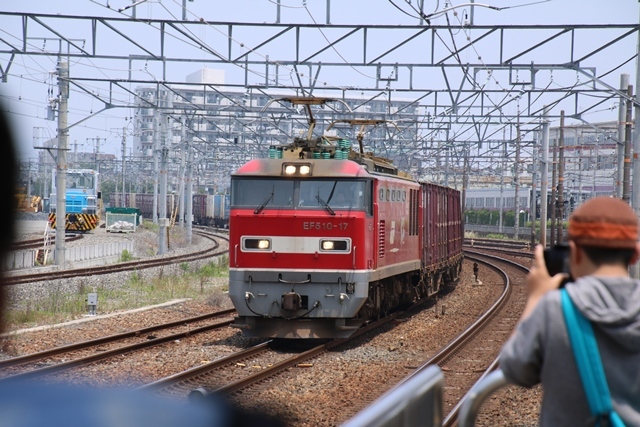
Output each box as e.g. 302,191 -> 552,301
561,289 -> 626,427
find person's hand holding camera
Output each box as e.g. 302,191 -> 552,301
526,244 -> 569,299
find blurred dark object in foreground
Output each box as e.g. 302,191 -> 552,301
0,383 -> 286,427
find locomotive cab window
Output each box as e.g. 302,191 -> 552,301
231,178 -> 294,208
231,177 -> 372,214
299,179 -> 371,213
57,172 -> 95,191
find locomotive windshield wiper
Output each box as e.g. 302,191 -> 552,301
326,181 -> 338,204
254,189 -> 274,214
316,194 -> 336,216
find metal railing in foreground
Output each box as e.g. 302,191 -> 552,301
457,369 -> 510,427
341,365 -> 443,427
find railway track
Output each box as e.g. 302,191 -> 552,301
464,243 -> 534,260
139,308 -> 411,400
441,251 -> 530,427
2,245 -> 533,426
135,254 -> 527,425
5,229 -> 228,286
0,308 -> 237,383
11,233 -> 83,251
332,252 -> 522,426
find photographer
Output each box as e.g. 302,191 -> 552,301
499,197 -> 640,426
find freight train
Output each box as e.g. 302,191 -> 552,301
110,193 -> 229,228
227,111 -> 463,339
49,169 -> 100,232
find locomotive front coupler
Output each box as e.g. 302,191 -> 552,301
281,291 -> 302,311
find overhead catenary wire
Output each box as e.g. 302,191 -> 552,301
17,2 -> 625,129
7,1 -> 634,177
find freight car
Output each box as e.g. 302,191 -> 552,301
111,193 -> 229,227
193,193 -> 229,228
228,115 -> 463,339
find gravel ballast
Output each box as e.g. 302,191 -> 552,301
2,223 -> 543,426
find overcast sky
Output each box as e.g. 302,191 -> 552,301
1,0 -> 638,161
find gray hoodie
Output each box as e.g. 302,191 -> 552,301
500,276 -> 640,426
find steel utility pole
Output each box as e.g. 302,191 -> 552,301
498,135 -> 506,234
623,84 -> 633,203
121,128 -> 126,207
88,136 -> 105,171
557,111 -> 565,243
540,106 -> 550,248
550,118 -> 558,246
178,117 -> 187,227
55,60 -> 69,268
461,145 -> 469,218
530,139 -> 538,248
186,129 -> 193,245
152,109 -> 159,225
631,5 -> 640,278
618,74 -> 630,199
444,133 -> 450,187
26,159 -> 32,200
514,118 -> 521,240
158,115 -> 168,255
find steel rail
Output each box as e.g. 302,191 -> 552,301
141,303 -> 411,397
0,308 -> 235,369
0,317 -> 235,384
441,251 -> 530,427
5,230 -> 228,286
11,233 -> 83,251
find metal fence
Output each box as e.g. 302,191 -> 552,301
3,240 -> 134,271
3,250 -> 36,270
341,366 -> 443,427
62,241 -> 134,263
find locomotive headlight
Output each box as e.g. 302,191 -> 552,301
243,238 -> 271,250
321,240 -> 334,250
320,239 -> 349,252
282,163 -> 312,176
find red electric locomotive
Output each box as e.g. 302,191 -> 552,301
228,111 -> 463,339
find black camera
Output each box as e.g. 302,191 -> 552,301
543,244 -> 572,286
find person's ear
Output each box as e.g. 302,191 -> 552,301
569,240 -> 581,265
